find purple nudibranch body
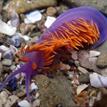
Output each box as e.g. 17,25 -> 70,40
0,6 -> 107,99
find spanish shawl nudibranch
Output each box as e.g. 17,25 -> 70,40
0,6 -> 107,98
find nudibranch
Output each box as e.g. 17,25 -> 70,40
0,6 -> 107,99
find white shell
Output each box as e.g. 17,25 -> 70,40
76,84 -> 88,95
90,73 -> 107,87
89,50 -> 101,57
18,100 -> 31,107
31,82 -> 38,91
0,19 -> 16,36
44,16 -> 56,28
78,66 -> 89,74
21,35 -> 31,41
0,45 -> 9,52
24,10 -> 42,24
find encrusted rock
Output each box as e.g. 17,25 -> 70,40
33,73 -> 76,107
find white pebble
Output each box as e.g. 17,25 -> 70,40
18,100 -> 31,107
31,82 -> 38,91
10,45 -> 18,55
33,99 -> 40,107
24,10 -> 42,24
67,71 -> 73,79
0,45 -> 9,52
78,66 -> 89,74
89,50 -> 101,57
90,73 -> 107,88
21,35 -> 31,41
0,19 -> 16,36
44,16 -> 56,28
0,91 -> 8,104
35,92 -> 40,99
76,84 -> 88,95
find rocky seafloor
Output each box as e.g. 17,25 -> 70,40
0,0 -> 107,107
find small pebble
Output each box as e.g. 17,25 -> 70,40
44,16 -> 56,28
24,10 -> 42,24
56,103 -> 63,107
18,100 -> 31,107
8,77 -> 17,91
74,60 -> 80,66
2,59 -> 12,66
78,66 -> 89,74
10,65 -> 16,71
76,84 -> 88,95
21,35 -> 31,41
46,7 -> 57,16
0,45 -> 9,52
89,50 -> 101,57
79,74 -> 90,84
67,71 -> 73,79
31,82 -> 38,91
59,62 -> 71,71
5,95 -> 19,107
32,99 -> 40,107
71,50 -> 78,60
35,92 -> 40,99
96,52 -> 107,68
11,33 -> 23,48
3,50 -> 13,59
10,45 -> 18,55
0,19 -> 16,36
0,91 -> 8,104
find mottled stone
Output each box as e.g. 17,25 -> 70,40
5,95 -> 19,107
32,99 -> 40,107
96,40 -> 107,52
2,59 -> 12,66
96,52 -> 107,68
33,73 -> 76,107
79,74 -> 90,84
0,91 -> 8,104
18,100 -> 31,107
78,50 -> 99,72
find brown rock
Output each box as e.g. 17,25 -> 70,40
5,0 -> 57,14
33,73 -> 76,107
46,7 -> 57,16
